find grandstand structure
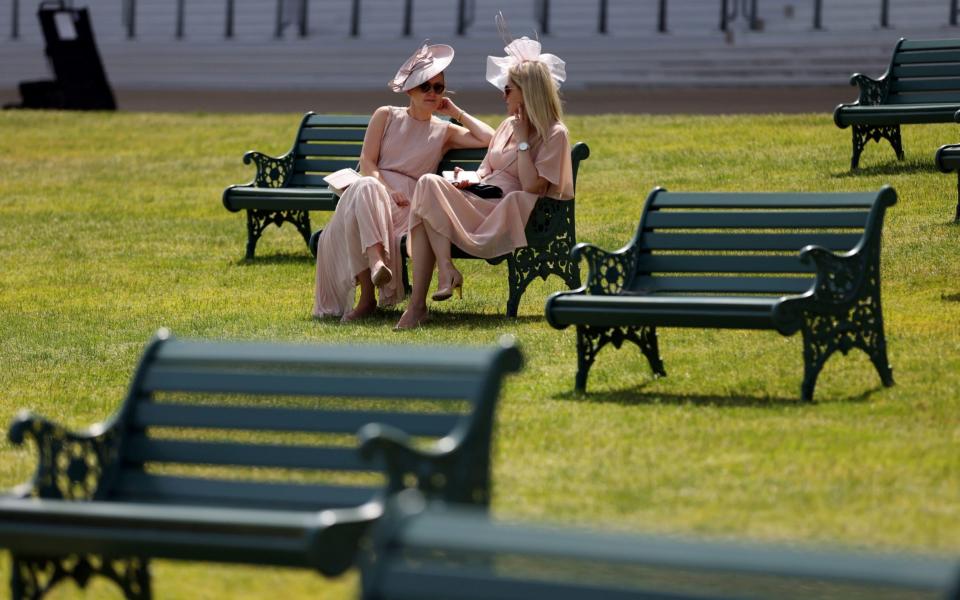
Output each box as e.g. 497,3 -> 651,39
1,0 -> 957,97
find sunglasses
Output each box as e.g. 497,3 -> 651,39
418,81 -> 446,94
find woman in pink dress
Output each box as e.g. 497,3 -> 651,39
395,36 -> 573,329
312,41 -> 494,321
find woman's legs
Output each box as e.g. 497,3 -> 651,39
395,225 -> 435,329
422,220 -> 462,301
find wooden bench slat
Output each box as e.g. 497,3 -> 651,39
141,367 -> 481,399
133,403 -> 460,436
894,49 -> 960,64
630,275 -> 813,295
643,211 -> 869,229
887,91 -> 960,104
891,63 -> 960,78
296,143 -> 363,157
294,158 -> 362,173
635,255 -> 815,274
289,174 -> 331,186
640,232 -> 862,251
890,77 -> 960,93
305,115 -> 370,127
299,128 -> 367,142
651,192 -> 879,208
900,38 -> 960,51
125,436 -> 378,472
112,471 -> 377,510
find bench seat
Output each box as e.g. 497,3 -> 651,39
547,294 -> 798,332
835,102 -> 960,125
546,187 -> 898,401
223,186 -> 339,212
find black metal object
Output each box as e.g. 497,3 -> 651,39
535,0 -> 549,35
123,0 -> 135,39
5,2 -> 116,110
176,0 -> 185,38
403,0 -> 413,36
225,0 -> 234,38
11,0 -> 19,39
720,0 -> 760,31
350,0 -> 360,36
813,0 -> 822,29
456,0 -> 474,35
598,0 -> 608,33
880,0 -> 890,27
953,0 -> 959,26
658,0 -> 668,32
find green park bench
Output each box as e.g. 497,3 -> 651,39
222,112 -> 590,317
545,187 -> 897,401
934,142 -> 960,222
834,38 -> 960,169
0,329 -> 521,599
359,490 -> 960,600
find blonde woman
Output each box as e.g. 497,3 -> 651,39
312,41 -> 494,321
396,36 -> 573,329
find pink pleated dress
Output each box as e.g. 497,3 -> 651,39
409,117 -> 574,259
313,106 -> 448,318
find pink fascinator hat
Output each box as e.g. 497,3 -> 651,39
389,40 -> 455,93
485,13 -> 566,91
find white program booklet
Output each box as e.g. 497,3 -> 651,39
442,170 -> 480,185
323,168 -> 361,195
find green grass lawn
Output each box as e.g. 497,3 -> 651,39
0,109 -> 958,598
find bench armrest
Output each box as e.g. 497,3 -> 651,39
572,242 -> 639,296
796,245 -> 875,311
358,423 -> 484,504
8,411 -> 119,500
849,73 -> 889,106
242,150 -> 295,188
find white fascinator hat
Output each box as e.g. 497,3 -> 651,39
389,40 -> 455,93
485,13 -> 566,91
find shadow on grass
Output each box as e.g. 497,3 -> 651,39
308,309 -> 542,327
553,383 -> 881,408
236,253 -> 314,266
830,161 -> 937,179
942,292 -> 960,302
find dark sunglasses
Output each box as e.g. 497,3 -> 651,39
418,81 -> 445,94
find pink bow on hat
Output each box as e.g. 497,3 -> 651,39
390,41 -> 436,93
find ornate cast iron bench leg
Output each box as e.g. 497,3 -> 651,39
575,325 -> 665,392
851,124 -> 904,170
245,209 -> 313,260
799,291 -> 894,402
12,555 -> 151,600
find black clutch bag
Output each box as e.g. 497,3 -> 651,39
466,183 -> 503,199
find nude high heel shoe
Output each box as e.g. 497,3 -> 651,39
431,269 -> 463,302
371,260 -> 393,287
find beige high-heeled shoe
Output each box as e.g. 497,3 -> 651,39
371,261 -> 393,287
431,269 -> 464,302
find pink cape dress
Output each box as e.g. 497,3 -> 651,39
313,106 -> 448,318
409,117 -> 573,259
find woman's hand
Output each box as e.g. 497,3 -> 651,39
511,106 -> 530,142
436,98 -> 462,119
450,166 -> 470,189
389,189 -> 410,207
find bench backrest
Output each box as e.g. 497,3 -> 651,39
362,491 -> 960,600
887,39 -> 960,105
286,112 -> 587,194
625,188 -> 896,297
90,330 -> 520,512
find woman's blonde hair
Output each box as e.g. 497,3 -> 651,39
509,60 -> 563,140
